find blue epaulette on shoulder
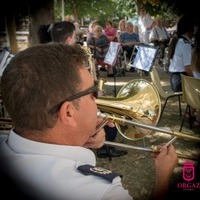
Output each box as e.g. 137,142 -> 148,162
77,164 -> 121,182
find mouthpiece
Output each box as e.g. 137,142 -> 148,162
97,111 -> 107,119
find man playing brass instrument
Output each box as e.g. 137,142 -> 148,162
50,20 -> 128,158
0,43 -> 177,200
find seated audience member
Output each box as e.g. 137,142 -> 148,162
116,19 -> 126,42
103,20 -> 117,42
50,21 -> 76,45
120,21 -> 143,60
133,25 -> 139,35
168,15 -> 195,92
87,25 -> 110,63
149,17 -> 171,60
0,43 -> 178,200
86,21 -> 98,42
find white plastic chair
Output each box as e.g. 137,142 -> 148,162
179,74 -> 200,131
150,66 -> 182,119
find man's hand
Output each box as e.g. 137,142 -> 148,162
150,144 -> 178,200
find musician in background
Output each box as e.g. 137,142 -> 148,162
0,43 -> 178,200
168,15 -> 195,92
64,15 -> 85,45
50,21 -> 77,45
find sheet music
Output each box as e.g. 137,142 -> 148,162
0,49 -> 14,77
133,45 -> 158,72
104,42 -> 121,66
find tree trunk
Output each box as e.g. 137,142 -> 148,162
72,0 -> 79,22
5,13 -> 18,54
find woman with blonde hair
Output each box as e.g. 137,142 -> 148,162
116,19 -> 126,42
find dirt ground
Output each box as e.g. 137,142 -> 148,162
95,68 -> 200,200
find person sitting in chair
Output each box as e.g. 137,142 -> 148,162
120,22 -> 143,61
149,17 -> 171,63
87,25 -> 110,65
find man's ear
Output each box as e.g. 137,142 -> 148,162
65,37 -> 71,44
58,102 -> 76,127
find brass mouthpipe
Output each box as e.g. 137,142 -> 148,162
97,112 -> 200,143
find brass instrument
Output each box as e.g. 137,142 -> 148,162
96,79 -> 200,160
96,79 -> 161,140
82,45 -> 98,81
97,112 -> 200,142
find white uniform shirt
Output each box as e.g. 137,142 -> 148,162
169,36 -> 192,73
0,130 -> 132,200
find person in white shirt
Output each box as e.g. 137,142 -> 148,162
0,43 -> 178,200
168,15 -> 195,92
191,28 -> 200,79
149,17 -> 171,60
137,7 -> 154,44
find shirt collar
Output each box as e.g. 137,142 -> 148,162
180,35 -> 192,44
7,129 -> 96,165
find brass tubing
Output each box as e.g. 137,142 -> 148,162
98,112 -> 200,142
105,141 -> 154,153
104,141 -> 199,161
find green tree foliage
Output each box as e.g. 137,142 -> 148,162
54,0 -> 179,26
112,0 -> 137,19
55,0 -> 118,25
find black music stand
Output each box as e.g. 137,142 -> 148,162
112,66 -> 117,97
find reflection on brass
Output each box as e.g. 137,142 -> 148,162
82,45 -> 98,81
96,79 -> 161,140
96,78 -> 200,143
